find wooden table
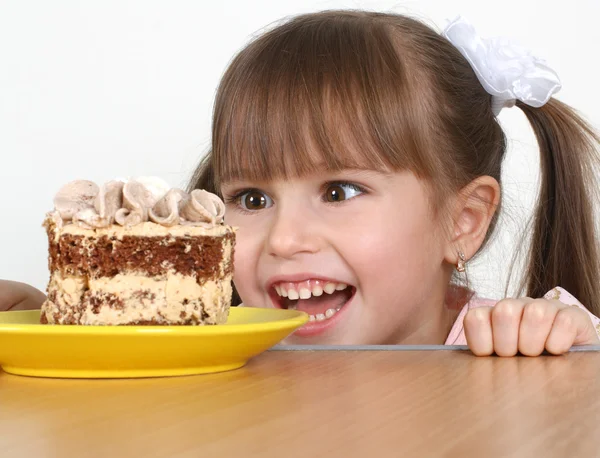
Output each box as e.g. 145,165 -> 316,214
1,347 -> 600,457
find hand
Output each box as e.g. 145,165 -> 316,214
0,280 -> 46,312
464,298 -> 600,356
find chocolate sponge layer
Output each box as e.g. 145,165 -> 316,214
47,231 -> 234,280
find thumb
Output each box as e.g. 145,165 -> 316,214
566,305 -> 600,346
573,316 -> 600,346
546,305 -> 599,354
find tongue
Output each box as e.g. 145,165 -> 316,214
287,290 -> 350,315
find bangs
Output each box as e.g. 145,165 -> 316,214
212,12 -> 436,185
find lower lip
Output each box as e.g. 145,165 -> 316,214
291,294 -> 354,337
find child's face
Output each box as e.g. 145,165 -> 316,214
221,169 -> 454,345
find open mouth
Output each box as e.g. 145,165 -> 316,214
270,279 -> 355,323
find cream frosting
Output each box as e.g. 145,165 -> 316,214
52,177 -> 225,229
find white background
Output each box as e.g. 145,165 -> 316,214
1,0 -> 599,298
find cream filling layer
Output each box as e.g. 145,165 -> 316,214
43,272 -> 233,325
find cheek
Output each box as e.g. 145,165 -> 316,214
223,211 -> 242,228
349,231 -> 428,282
230,228 -> 262,301
224,211 -> 260,276
346,210 -> 444,298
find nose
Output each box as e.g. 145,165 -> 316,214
266,203 -> 323,259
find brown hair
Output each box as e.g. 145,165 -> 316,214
190,10 -> 600,314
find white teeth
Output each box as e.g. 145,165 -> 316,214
274,281 -> 351,299
323,283 -> 336,294
299,288 -> 311,300
307,307 -> 341,323
276,281 -> 350,322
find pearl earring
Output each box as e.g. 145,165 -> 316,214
457,251 -> 466,272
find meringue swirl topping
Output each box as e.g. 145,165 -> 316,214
51,177 -> 225,229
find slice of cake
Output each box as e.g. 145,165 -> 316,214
40,177 -> 235,325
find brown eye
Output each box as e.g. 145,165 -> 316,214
240,190 -> 272,210
326,185 -> 346,202
324,182 -> 363,203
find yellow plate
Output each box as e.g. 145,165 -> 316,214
0,308 -> 307,379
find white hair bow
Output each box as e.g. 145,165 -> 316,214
443,16 -> 562,116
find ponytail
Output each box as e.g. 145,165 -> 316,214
518,99 -> 600,314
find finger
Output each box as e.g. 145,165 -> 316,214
546,307 -> 600,355
518,299 -> 560,356
491,299 -> 526,357
464,307 -> 494,356
0,280 -> 46,311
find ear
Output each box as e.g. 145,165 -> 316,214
443,176 -> 500,267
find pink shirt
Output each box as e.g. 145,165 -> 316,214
445,287 -> 600,345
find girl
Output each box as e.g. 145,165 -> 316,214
189,10 -> 600,355
3,10 -> 600,356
